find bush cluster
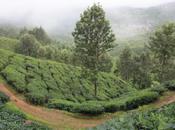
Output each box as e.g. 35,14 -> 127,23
48,91 -> 159,114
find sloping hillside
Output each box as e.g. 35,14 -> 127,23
0,49 -> 160,114
0,49 -> 134,102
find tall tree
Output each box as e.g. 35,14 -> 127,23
149,23 -> 175,81
18,34 -> 39,57
118,47 -> 132,81
72,4 -> 115,96
131,52 -> 152,88
29,27 -> 51,44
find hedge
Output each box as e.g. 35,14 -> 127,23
48,91 -> 159,114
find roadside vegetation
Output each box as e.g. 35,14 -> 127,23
90,102 -> 175,130
0,91 -> 50,130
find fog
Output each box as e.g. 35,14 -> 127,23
0,0 -> 175,38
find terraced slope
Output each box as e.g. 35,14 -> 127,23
0,49 -> 159,114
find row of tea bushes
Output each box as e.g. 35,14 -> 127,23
48,90 -> 159,114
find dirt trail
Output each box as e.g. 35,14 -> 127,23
0,84 -> 111,130
1,84 -> 175,130
154,91 -> 175,107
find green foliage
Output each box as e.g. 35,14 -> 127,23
74,102 -> 105,115
28,27 -> 51,44
118,47 -> 132,80
17,34 -> 40,57
0,107 -> 51,130
163,80 -> 175,90
0,49 -> 141,114
0,92 -> 51,129
147,84 -> 167,95
72,3 -> 115,96
149,23 -> 175,81
90,103 -> 175,130
0,92 -> 9,106
48,90 -> 159,114
0,25 -> 19,38
118,47 -> 153,89
0,37 -> 19,51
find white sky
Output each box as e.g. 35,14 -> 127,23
1,0 -> 175,9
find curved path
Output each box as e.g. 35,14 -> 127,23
0,84 -> 111,130
1,83 -> 175,130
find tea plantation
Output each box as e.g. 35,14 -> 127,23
0,91 -> 51,130
0,37 -> 19,52
90,102 -> 175,130
0,49 -> 160,114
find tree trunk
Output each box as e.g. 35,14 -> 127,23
94,79 -> 97,96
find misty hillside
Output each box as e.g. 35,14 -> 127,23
108,2 -> 175,39
51,2 -> 175,40
0,2 -> 175,41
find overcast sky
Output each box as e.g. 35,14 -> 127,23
0,0 -> 175,34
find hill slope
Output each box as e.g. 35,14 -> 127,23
0,49 -> 160,114
0,49 -> 134,102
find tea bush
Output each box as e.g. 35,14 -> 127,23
90,102 -> 175,130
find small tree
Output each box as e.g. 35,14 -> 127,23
149,23 -> 175,81
18,34 -> 39,57
72,4 -> 115,96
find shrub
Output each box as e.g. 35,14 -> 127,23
164,80 -> 175,90
147,84 -> 167,95
74,102 -> 105,115
0,92 -> 9,103
124,91 -> 159,110
90,103 -> 175,130
26,93 -> 49,105
47,99 -> 76,112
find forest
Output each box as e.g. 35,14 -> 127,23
0,1 -> 175,130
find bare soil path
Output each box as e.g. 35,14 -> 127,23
0,84 -> 111,130
1,83 -> 175,130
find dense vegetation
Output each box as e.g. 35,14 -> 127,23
0,49 -> 162,114
0,3 -> 174,130
0,92 -> 50,130
90,102 -> 175,130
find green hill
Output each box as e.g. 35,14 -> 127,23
0,49 -> 159,114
